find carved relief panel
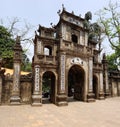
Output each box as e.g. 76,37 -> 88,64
21,82 -> 32,103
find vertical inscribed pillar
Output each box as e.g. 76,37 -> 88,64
99,72 -> 105,99
87,57 -> 95,102
10,36 -> 22,105
32,65 -> 42,106
102,53 -> 110,97
57,52 -> 68,106
60,54 -> 66,93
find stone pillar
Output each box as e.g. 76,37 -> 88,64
56,52 -> 68,106
102,53 -> 110,97
87,57 -> 95,102
99,72 -> 105,99
10,36 -> 22,105
32,65 -> 42,106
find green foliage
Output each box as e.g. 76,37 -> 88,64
21,53 -> 31,71
96,1 -> 120,51
96,1 -> 120,71
106,53 -> 117,71
42,78 -> 50,93
0,25 -> 15,68
0,25 -> 31,71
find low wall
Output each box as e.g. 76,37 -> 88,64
1,73 -> 33,105
109,71 -> 120,97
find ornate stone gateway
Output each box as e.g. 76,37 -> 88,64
0,7 -> 114,106
32,8 -> 108,106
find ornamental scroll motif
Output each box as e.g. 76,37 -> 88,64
34,66 -> 40,92
60,55 -> 66,92
71,57 -> 83,65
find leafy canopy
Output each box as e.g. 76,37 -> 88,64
0,25 -> 15,68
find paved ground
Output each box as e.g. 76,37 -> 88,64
0,97 -> 120,127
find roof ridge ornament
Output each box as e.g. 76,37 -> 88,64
62,4 -> 66,11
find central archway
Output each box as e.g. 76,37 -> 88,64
68,65 -> 85,102
42,71 -> 55,104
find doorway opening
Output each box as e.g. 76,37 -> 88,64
93,75 -> 98,99
68,65 -> 85,102
42,71 -> 55,104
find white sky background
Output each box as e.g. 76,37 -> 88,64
0,0 -> 119,60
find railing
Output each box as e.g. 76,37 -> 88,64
37,55 -> 57,64
64,43 -> 92,55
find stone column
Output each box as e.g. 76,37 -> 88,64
32,65 -> 42,106
102,53 -> 110,97
99,72 -> 105,99
87,57 -> 95,102
57,52 -> 68,106
10,36 -> 22,105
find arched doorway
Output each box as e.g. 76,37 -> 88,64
68,65 -> 85,101
93,75 -> 98,99
42,71 -> 55,104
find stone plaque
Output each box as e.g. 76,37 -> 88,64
89,58 -> 93,91
60,55 -> 66,92
71,57 -> 83,65
37,41 -> 41,54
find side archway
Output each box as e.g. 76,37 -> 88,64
93,75 -> 98,99
42,71 -> 55,104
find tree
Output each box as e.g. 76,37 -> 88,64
0,25 -> 15,68
84,11 -> 104,51
96,0 -> 120,70
0,25 -> 32,71
0,18 -> 33,71
106,53 -> 117,70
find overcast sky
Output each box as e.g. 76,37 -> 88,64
1,0 -> 112,27
0,0 -> 119,60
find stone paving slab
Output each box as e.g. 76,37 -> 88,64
0,97 -> 120,127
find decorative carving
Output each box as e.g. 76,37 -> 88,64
37,41 -> 42,54
60,55 -> 66,92
71,57 -> 83,65
34,66 -> 40,92
21,82 -> 31,103
13,63 -> 20,91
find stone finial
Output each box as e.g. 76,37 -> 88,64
14,36 -> 22,51
103,53 -> 106,60
62,4 -> 66,11
16,36 -> 20,43
85,11 -> 92,21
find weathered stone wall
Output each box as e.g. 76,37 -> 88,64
1,73 -> 33,105
109,71 -> 120,97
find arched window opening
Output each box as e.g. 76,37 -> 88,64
72,34 -> 78,43
44,46 -> 52,56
